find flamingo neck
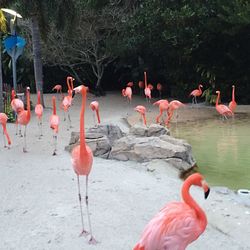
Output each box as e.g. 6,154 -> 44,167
96,109 -> 101,124
216,92 -> 220,106
37,91 -> 41,104
182,180 -> 207,232
80,90 -> 87,154
11,90 -> 15,100
142,114 -> 147,125
199,85 -> 202,94
53,98 -> 56,115
27,90 -> 31,120
2,124 -> 11,145
144,72 -> 147,88
232,87 -> 235,102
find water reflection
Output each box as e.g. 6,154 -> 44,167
171,114 -> 250,190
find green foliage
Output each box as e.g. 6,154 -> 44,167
202,87 -> 217,105
4,94 -> 15,123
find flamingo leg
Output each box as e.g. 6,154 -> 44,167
23,125 -> 27,152
15,113 -> 18,135
85,175 -> 98,244
67,111 -> 72,130
77,175 -> 89,237
19,124 -> 23,137
92,113 -> 96,127
40,120 -> 43,137
52,134 -> 57,155
2,128 -> 6,148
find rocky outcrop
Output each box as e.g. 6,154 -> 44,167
65,124 -> 124,158
65,123 -> 196,171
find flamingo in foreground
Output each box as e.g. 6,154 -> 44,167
71,85 -> 97,244
17,87 -> 31,152
127,81 -> 133,87
215,91 -> 233,119
189,84 -> 203,105
90,101 -> 101,125
229,85 -> 237,113
11,89 -> 24,136
135,105 -> 147,126
133,173 -> 210,250
52,84 -> 63,100
50,96 -> 59,156
166,100 -> 185,125
153,100 -> 169,124
35,90 -> 43,138
0,113 -> 11,148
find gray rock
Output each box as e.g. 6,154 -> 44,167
129,124 -> 170,137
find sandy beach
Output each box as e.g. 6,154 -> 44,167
1,92 -> 250,250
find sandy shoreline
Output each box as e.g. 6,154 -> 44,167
1,92 -> 250,249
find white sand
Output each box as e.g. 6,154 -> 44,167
1,92 -> 250,250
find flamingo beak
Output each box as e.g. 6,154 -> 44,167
204,188 -> 210,199
202,180 -> 210,199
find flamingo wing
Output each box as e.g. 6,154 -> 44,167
135,202 -> 202,250
217,105 -> 233,116
189,89 -> 199,97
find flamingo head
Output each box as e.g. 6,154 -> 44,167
232,85 -> 235,88
26,87 -> 30,92
199,84 -> 203,88
72,85 -> 88,97
216,90 -> 220,95
187,173 -> 210,199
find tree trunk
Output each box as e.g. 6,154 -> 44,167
0,36 -> 3,113
31,16 -> 45,107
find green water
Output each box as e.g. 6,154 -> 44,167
171,115 -> 250,190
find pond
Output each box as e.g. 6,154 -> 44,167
171,115 -> 250,190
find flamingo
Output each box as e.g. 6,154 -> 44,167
17,87 -> 31,152
125,86 -> 132,103
166,100 -> 185,125
35,90 -> 43,138
71,85 -> 97,244
50,96 -> 59,156
144,72 -> 151,102
153,100 -> 169,124
10,89 -> 24,136
189,84 -> 203,105
157,83 -> 162,98
52,84 -> 63,101
90,101 -> 101,125
0,113 -> 11,148
135,105 -> 147,126
61,76 -> 74,130
138,81 -> 144,96
133,173 -> 210,250
127,81 -> 133,87
215,91 -> 233,119
229,85 -> 237,113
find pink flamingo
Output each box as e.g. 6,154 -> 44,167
166,100 -> 185,125
11,89 -> 24,136
90,101 -> 101,125
17,87 -> 31,152
52,84 -> 63,100
157,83 -> 163,98
189,84 -> 203,105
50,96 -> 59,155
61,76 -> 74,130
71,85 -> 97,244
133,173 -> 210,250
229,85 -> 237,113
35,90 -> 43,138
135,105 -> 147,126
144,72 -> 151,103
215,91 -> 233,119
127,81 -> 133,87
153,100 -> 169,124
0,113 -> 11,148
125,86 -> 132,103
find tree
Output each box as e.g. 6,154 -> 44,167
0,10 -> 7,112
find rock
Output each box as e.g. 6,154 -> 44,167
110,131 -> 195,171
65,132 -> 111,158
65,124 -> 123,158
129,124 -> 170,137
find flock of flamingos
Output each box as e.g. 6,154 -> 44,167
0,72 -> 237,249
